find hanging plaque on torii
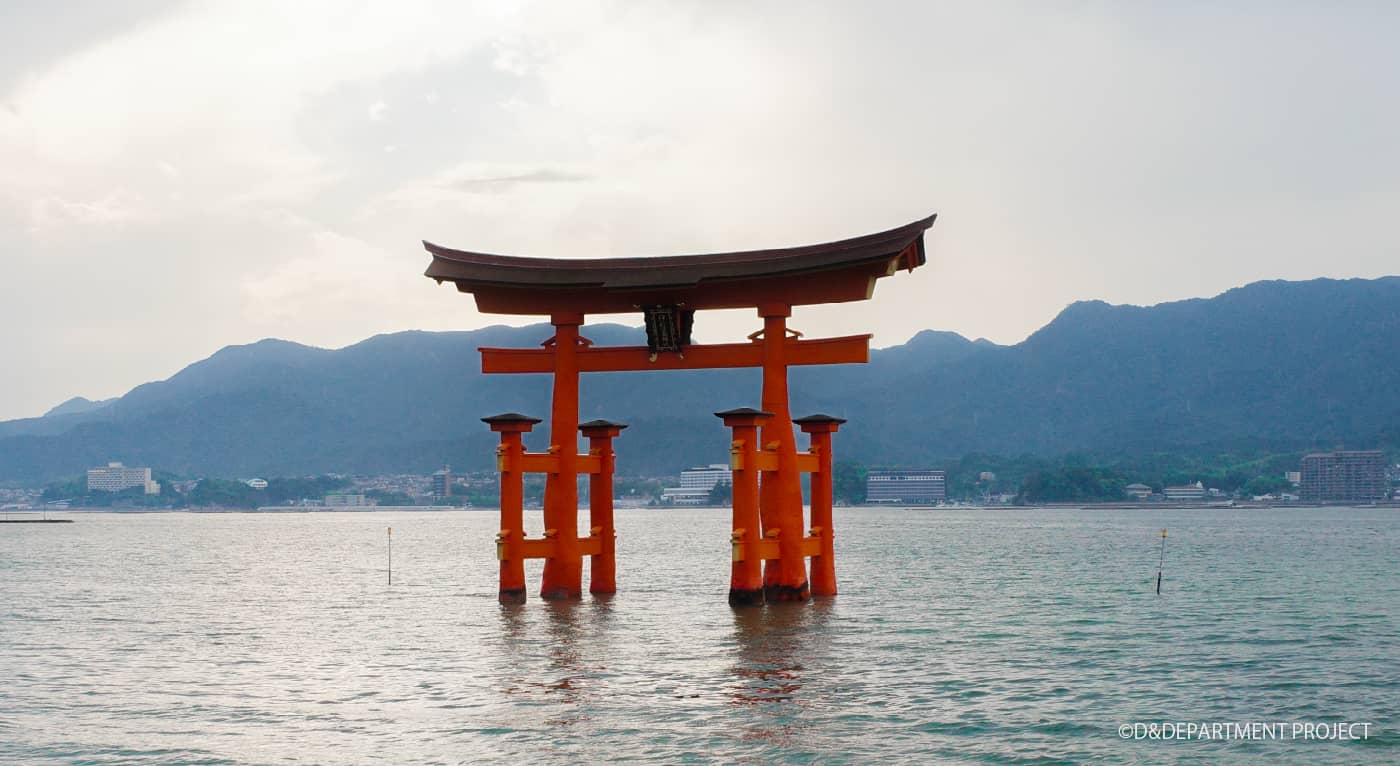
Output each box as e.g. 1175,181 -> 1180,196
423,214 -> 935,606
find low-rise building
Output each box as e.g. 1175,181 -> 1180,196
1123,483 -> 1153,500
661,464 -> 729,505
1163,481 -> 1205,501
867,469 -> 947,504
87,462 -> 160,495
324,493 -> 369,507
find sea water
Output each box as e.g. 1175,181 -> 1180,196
2,507 -> 1397,764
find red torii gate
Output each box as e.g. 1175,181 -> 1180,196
423,215 -> 935,605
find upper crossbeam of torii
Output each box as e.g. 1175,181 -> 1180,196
422,214 -> 935,606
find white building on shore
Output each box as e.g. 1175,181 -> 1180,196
661,464 -> 730,505
1163,481 -> 1206,501
87,462 -> 160,495
867,470 -> 947,504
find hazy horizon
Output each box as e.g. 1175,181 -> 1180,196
14,272 -> 1397,423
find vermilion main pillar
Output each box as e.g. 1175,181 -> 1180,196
540,313 -> 584,600
758,304 -> 809,602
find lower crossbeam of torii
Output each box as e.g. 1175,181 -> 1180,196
421,214 -> 935,606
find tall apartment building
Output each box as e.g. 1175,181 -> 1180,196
431,466 -> 452,498
866,469 -> 947,504
1300,451 -> 1386,502
87,462 -> 160,494
661,464 -> 730,505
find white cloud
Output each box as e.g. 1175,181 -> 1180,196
28,191 -> 148,231
1,0 -> 1398,420
1,0 -> 529,218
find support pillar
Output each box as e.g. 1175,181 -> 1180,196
580,419 -> 627,594
483,413 -> 542,604
757,305 -> 809,602
716,408 -> 772,606
795,414 -> 846,597
541,313 -> 584,600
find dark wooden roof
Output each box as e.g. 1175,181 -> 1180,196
423,214 -> 935,315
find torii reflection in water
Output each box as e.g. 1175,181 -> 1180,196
728,600 -> 836,748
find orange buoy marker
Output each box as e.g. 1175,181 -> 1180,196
1155,528 -> 1166,594
388,526 -> 393,586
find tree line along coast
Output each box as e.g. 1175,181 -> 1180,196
12,448 -> 1396,511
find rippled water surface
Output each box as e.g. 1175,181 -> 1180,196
3,507 -> 1398,764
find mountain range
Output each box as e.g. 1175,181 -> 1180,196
2,277 -> 1397,483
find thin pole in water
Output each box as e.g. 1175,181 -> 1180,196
388,526 -> 392,586
1156,528 -> 1167,594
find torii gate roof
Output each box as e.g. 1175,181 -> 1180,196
423,214 -> 935,315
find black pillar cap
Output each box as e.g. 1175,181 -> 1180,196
481,413 -> 543,425
792,413 -> 848,425
713,407 -> 775,419
579,419 -> 629,431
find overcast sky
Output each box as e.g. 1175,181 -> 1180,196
2,1 -> 1397,421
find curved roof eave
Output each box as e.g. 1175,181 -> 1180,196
420,212 -> 935,315
422,214 -> 936,292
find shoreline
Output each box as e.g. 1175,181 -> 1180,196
17,501 -> 1399,515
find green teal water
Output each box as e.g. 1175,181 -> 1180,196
2,507 -> 1397,764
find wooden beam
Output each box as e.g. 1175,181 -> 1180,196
745,451 -> 820,473
518,453 -> 602,474
732,535 -> 823,562
480,334 -> 871,374
501,534 -> 605,561
515,537 -> 556,561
